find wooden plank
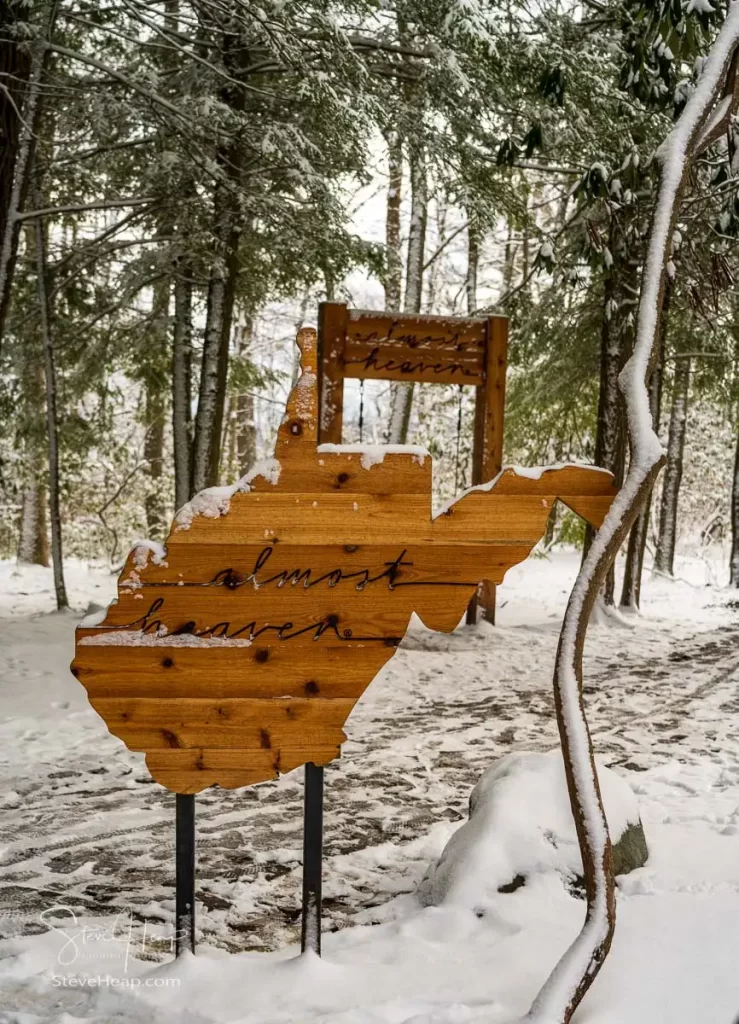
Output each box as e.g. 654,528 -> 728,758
78,582 -> 504,642
91,697 -> 355,751
346,310 -> 487,348
317,302 -> 348,444
493,466 -> 617,497
146,747 -> 341,793
342,311 -> 490,384
112,542 -> 531,589
249,450 -> 431,495
167,492 -> 556,547
557,495 -> 613,529
74,645 -> 393,700
342,343 -> 484,386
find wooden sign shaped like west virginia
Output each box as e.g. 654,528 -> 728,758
73,329 -> 617,794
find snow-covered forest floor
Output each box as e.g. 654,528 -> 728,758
0,550 -> 738,1023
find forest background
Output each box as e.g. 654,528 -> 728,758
2,0 -> 738,612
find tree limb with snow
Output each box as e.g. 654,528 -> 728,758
523,9 -> 739,1022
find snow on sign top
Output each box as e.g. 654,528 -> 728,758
71,327 -> 618,795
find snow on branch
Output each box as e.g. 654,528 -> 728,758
521,6 -> 739,1023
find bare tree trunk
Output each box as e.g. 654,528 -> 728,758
583,246 -> 634,603
191,20 -> 250,493
502,221 -> 516,295
172,265 -> 193,508
654,355 -> 691,575
466,222 -> 479,316
0,2 -> 31,249
143,275 -> 169,537
620,281 -> 669,608
731,426 -> 739,586
235,316 -> 257,476
35,212 -> 67,609
0,36 -> 44,350
193,259 -> 234,492
144,390 -> 166,538
191,145 -> 245,494
425,192 -> 446,312
404,144 -> 426,313
388,142 -> 426,444
16,219 -> 48,566
18,483 -> 49,566
384,129 -> 403,313
0,1 -> 58,352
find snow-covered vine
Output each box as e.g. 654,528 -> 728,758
522,7 -> 739,1022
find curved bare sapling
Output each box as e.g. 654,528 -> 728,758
522,9 -> 739,1023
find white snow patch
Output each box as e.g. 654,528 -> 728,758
174,458 -> 281,530
131,539 -> 168,568
418,751 -> 641,910
79,631 -> 253,648
78,603 -> 111,628
317,443 -> 429,469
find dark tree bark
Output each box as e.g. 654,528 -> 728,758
729,428 -> 739,585
193,259 -> 228,493
620,282 -> 669,608
144,390 -> 166,537
17,221 -> 48,568
18,483 -> 49,566
0,4 -> 57,351
384,128 -> 403,313
192,26 -> 248,493
583,241 -> 636,603
654,355 -> 691,575
143,275 -> 169,537
235,316 -> 257,476
466,221 -> 480,316
502,221 -> 516,294
172,264 -> 193,508
35,212 -> 67,609
0,2 -> 31,251
388,140 -> 426,444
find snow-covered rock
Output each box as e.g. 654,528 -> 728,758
417,750 -> 647,910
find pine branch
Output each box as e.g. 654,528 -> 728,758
47,42 -> 191,124
15,197 -> 155,221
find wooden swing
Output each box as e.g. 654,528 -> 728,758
316,302 -> 509,621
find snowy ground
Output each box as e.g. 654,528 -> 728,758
0,549 -> 737,1023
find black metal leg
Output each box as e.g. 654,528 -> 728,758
301,762 -> 324,955
175,793 -> 195,956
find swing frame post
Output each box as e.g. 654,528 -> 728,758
175,793 -> 196,956
301,762 -> 324,955
317,303 -> 508,623
469,314 -> 508,624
